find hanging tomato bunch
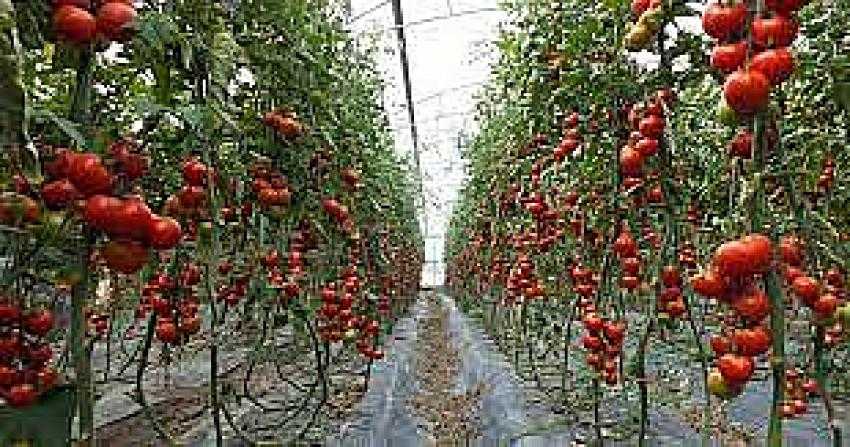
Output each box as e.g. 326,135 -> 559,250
262,109 -> 305,139
620,90 -> 671,182
554,112 -> 582,162
0,299 -> 59,408
779,369 -> 819,419
703,0 -> 803,119
250,160 -> 292,210
581,311 -> 626,385
691,234 -> 774,396
53,0 -> 137,45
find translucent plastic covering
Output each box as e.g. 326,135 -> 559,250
347,1 -> 506,286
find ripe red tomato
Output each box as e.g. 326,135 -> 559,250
182,159 -> 208,186
620,275 -> 640,290
661,265 -> 681,287
36,367 -> 59,390
717,353 -> 755,384
728,130 -> 753,158
801,379 -> 819,395
53,5 -> 96,44
178,185 -> 206,210
603,322 -> 625,343
765,0 -> 808,14
621,257 -> 641,275
791,276 -> 819,305
0,336 -> 20,357
783,265 -> 804,284
638,115 -> 665,139
0,302 -> 21,322
147,215 -> 182,250
635,138 -> 658,156
619,146 -> 644,177
751,16 -> 798,48
701,3 -> 747,41
84,195 -> 122,230
341,168 -> 361,188
750,48 -> 795,85
27,344 -> 53,367
180,316 -> 201,335
779,236 -> 803,266
25,310 -> 55,337
45,149 -> 75,179
101,239 -> 150,274
631,0 -> 650,15
711,41 -> 748,73
614,230 -> 638,258
741,234 -> 772,273
734,326 -> 771,356
108,196 -> 152,240
7,383 -> 38,408
68,153 -> 112,197
666,299 -> 686,317
41,179 -> 78,210
732,287 -> 771,322
96,1 -> 136,41
582,334 -> 604,351
155,321 -> 178,343
714,239 -> 751,278
0,365 -> 16,386
710,335 -> 732,355
564,111 -> 581,128
276,116 -> 303,138
583,314 -> 604,333
120,153 -> 148,180
812,294 -> 838,317
723,69 -> 771,114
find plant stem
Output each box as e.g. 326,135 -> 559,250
71,232 -> 93,445
813,326 -> 842,447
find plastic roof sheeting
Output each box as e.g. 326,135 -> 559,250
348,0 -> 506,286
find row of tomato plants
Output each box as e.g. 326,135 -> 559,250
448,0 -> 848,444
0,0 -> 423,444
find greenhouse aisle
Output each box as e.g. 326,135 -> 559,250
330,292 -> 527,445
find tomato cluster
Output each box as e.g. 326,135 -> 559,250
506,253 -> 545,304
692,234 -> 774,396
624,0 -> 663,50
581,312 -> 626,385
43,149 -> 113,206
781,237 -> 848,344
620,90 -> 672,182
262,109 -> 305,139
138,270 -> 201,344
40,147 -> 176,274
613,226 -> 641,292
0,300 -> 59,408
322,198 -> 355,234
780,369 -> 819,419
53,0 -> 136,45
249,159 -> 292,210
553,112 -> 582,162
703,0 -> 803,118
316,265 -> 384,361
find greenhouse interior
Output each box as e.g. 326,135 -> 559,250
1,0 -> 849,445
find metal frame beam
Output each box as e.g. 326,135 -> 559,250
390,0 -> 427,236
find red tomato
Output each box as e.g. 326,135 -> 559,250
717,354 -> 755,384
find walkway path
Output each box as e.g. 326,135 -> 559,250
331,293 -> 526,445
